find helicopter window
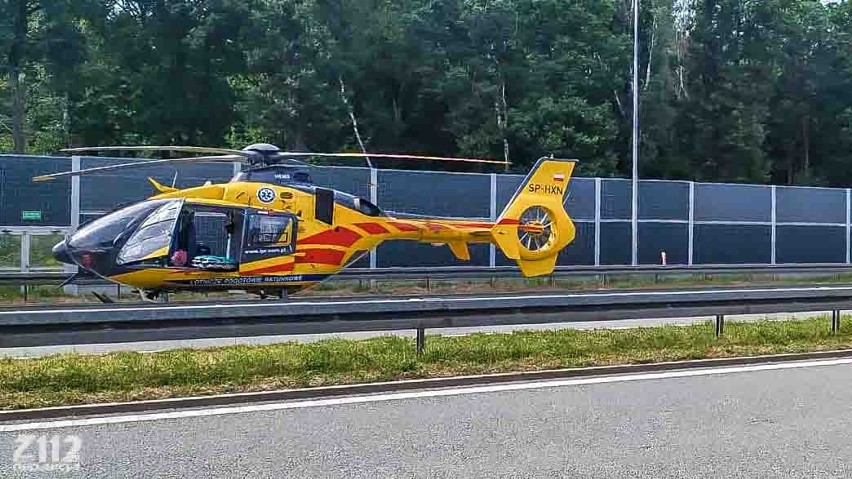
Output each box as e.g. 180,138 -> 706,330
246,213 -> 295,247
71,199 -> 173,250
355,197 -> 383,217
116,200 -> 182,265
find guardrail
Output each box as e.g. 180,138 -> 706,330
1,284 -> 850,351
6,263 -> 852,287
5,262 -> 852,302
339,263 -> 852,280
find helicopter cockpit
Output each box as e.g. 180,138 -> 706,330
53,197 -> 298,276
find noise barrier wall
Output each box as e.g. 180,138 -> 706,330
1,154 -> 848,267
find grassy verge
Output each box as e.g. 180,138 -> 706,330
2,315 -> 852,410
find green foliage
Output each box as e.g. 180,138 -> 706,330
1,0 -> 851,184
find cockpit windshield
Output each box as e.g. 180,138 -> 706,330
69,199 -> 175,251
117,200 -> 183,265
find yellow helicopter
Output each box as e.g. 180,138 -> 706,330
34,143 -> 578,300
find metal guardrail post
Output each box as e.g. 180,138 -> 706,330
416,326 -> 426,355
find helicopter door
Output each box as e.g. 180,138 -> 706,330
241,211 -> 298,264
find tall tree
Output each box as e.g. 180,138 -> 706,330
672,0 -> 776,183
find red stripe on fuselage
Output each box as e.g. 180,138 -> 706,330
454,222 -> 494,229
300,227 -> 362,247
295,248 -> 347,266
388,221 -> 420,232
354,222 -> 390,234
243,262 -> 295,275
425,223 -> 448,231
497,218 -> 520,226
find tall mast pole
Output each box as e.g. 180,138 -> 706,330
631,0 -> 640,266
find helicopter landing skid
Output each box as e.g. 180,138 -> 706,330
256,289 -> 288,300
91,291 -> 115,304
137,289 -> 167,303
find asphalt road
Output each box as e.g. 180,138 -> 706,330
0,310 -> 831,358
2,358 -> 852,477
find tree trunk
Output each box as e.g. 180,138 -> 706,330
338,76 -> 371,167
644,13 -> 656,91
8,70 -> 26,153
9,0 -> 28,153
802,115 -> 810,179
63,92 -> 72,148
500,79 -> 510,170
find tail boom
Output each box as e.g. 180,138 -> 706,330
362,157 -> 577,275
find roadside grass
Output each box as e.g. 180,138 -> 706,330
1,315 -> 851,410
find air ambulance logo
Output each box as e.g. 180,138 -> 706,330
257,187 -> 276,204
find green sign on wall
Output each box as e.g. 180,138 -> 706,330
21,210 -> 42,221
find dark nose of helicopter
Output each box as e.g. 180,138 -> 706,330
52,240 -> 74,265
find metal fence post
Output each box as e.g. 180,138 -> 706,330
20,231 -> 29,272
62,156 -> 82,296
20,231 -> 29,300
490,173 -> 497,268
688,182 -> 695,266
369,167 -> 378,270
70,156 -> 81,234
771,185 -> 777,265
846,188 -> 850,264
594,178 -> 601,266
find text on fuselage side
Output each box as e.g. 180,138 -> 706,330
527,184 -> 564,195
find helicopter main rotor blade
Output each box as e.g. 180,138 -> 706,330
279,152 -> 510,165
32,155 -> 243,182
60,145 -> 253,158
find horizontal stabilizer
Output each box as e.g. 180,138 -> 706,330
447,241 -> 471,261
148,177 -> 178,194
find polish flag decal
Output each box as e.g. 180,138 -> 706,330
553,173 -> 565,182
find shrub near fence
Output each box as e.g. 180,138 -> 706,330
1,154 -> 849,268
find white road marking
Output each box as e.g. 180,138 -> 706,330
1,357 -> 851,432
0,285 -> 850,315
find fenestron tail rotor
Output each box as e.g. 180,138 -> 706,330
517,206 -> 556,252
